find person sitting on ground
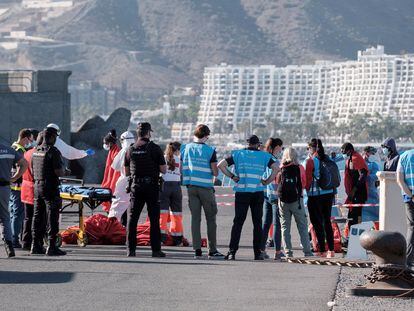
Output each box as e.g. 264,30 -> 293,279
278,147 -> 312,258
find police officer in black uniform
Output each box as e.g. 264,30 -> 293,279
31,128 -> 66,256
125,122 -> 167,257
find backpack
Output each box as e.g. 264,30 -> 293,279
317,157 -> 340,190
277,165 -> 302,203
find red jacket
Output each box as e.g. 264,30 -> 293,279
21,148 -> 35,205
344,151 -> 369,203
101,144 -> 121,212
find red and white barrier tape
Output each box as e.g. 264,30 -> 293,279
217,202 -> 379,208
217,202 -> 235,207
334,203 -> 379,208
215,194 -> 235,198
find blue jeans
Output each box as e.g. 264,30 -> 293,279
9,189 -> 24,243
0,186 -> 13,242
261,199 -> 282,251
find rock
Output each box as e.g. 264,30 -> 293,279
71,108 -> 131,149
69,108 -> 131,183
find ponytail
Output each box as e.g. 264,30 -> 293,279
165,141 -> 181,171
308,138 -> 326,160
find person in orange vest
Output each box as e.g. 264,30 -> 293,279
160,142 -> 184,245
9,129 -> 34,248
101,129 -> 121,213
21,130 -> 42,250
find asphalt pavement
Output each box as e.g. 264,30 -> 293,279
0,187 -> 397,311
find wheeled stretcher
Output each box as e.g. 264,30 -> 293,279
58,178 -> 112,247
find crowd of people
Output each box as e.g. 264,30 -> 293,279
0,122 -> 413,271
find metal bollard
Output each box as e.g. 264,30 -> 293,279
347,230 -> 414,297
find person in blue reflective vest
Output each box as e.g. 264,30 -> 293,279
396,149 -> 414,271
181,124 -> 224,259
218,135 -> 279,260
362,146 -> 380,222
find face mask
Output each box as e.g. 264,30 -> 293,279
103,144 -> 110,151
382,148 -> 390,156
343,153 -> 350,160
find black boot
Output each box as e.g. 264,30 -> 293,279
152,250 -> 166,258
4,241 -> 15,258
127,248 -> 136,257
225,251 -> 236,260
30,241 -> 46,255
22,243 -> 32,251
46,240 -> 66,256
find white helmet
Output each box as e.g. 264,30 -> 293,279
120,131 -> 135,141
46,123 -> 61,136
120,131 -> 135,149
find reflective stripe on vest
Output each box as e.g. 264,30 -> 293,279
10,143 -> 26,190
181,143 -> 214,188
232,149 -> 271,193
12,143 -> 26,154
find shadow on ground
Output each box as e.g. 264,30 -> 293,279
0,271 -> 74,284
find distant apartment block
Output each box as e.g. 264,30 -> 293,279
0,70 -> 71,144
171,123 -> 195,143
69,81 -> 118,116
198,46 -> 414,131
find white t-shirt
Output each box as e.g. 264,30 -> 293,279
163,155 -> 181,182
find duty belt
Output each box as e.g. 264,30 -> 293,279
0,180 -> 10,187
134,177 -> 156,185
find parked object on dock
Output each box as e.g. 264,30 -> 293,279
348,230 -> 414,297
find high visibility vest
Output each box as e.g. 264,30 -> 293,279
10,142 -> 26,191
181,143 -> 215,188
232,149 -> 271,193
21,148 -> 35,205
400,149 -> 414,201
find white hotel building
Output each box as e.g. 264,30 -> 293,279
198,46 -> 414,131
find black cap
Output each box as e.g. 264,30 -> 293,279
45,127 -> 59,137
364,146 -> 377,154
137,122 -> 153,132
247,135 -> 261,145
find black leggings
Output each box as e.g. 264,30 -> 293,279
307,193 -> 334,252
